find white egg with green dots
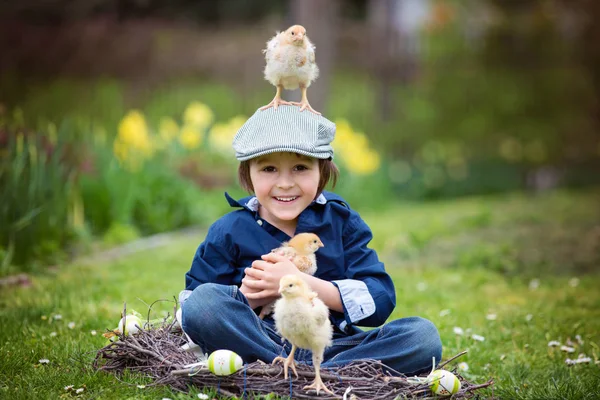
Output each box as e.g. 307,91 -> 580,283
428,369 -> 461,396
207,350 -> 243,376
117,315 -> 143,336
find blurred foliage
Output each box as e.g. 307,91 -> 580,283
2,0 -> 600,272
0,116 -> 83,275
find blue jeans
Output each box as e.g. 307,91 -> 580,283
182,283 -> 442,375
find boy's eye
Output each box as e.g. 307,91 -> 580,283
294,164 -> 308,171
262,166 -> 276,172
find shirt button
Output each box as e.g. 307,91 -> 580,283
257,219 -> 263,226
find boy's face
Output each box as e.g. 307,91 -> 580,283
249,152 -> 320,233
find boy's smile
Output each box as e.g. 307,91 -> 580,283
249,152 -> 320,236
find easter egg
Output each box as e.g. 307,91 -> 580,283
118,315 -> 142,336
429,369 -> 461,396
207,350 -> 243,376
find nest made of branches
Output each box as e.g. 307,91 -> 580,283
93,319 -> 493,399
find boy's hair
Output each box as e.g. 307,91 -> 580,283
238,157 -> 339,196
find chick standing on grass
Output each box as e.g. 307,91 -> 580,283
260,25 -> 321,114
258,233 -> 324,319
273,275 -> 334,396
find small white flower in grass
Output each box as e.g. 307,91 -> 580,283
525,314 -> 533,322
90,330 -> 97,336
50,332 -> 57,337
39,359 -> 49,364
439,309 -> 451,317
560,345 -> 575,353
53,314 -> 62,320
453,327 -> 464,335
566,355 -> 592,365
500,354 -> 506,361
486,313 -> 497,321
472,334 -> 485,342
528,279 -> 540,290
64,385 -> 74,391
577,354 -> 591,362
548,340 -> 561,347
68,322 -> 76,329
137,385 -> 146,389
569,277 -> 579,287
458,362 -> 469,372
575,335 -> 584,345
198,394 -> 210,399
416,282 -> 428,291
75,388 -> 84,394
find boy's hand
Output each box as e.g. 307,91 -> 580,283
242,253 -> 300,299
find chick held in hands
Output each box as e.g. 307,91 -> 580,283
273,275 -> 334,396
261,25 -> 321,114
258,233 -> 324,319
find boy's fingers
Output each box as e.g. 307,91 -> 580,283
244,268 -> 263,279
252,260 -> 273,270
244,290 -> 270,299
261,252 -> 287,263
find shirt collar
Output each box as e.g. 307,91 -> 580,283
224,192 -> 327,212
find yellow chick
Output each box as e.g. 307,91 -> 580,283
272,275 -> 334,396
258,233 -> 324,319
260,24 -> 321,114
276,232 -> 324,276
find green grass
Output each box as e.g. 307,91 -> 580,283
1,189 -> 600,399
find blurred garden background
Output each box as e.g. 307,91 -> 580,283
1,0 -> 600,273
1,0 -> 600,398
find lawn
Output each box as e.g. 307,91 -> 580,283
1,188 -> 599,399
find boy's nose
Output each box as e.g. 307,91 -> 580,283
276,174 -> 295,189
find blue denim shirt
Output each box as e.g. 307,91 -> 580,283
183,191 -> 396,332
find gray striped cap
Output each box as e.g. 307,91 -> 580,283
232,105 -> 336,161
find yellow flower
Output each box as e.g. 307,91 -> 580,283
332,119 -> 381,175
117,110 -> 152,155
350,148 -> 381,175
179,124 -> 203,150
183,102 -> 214,129
208,115 -> 246,153
159,117 -> 179,142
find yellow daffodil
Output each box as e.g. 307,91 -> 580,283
183,102 -> 214,129
208,115 -> 246,154
332,119 -> 381,175
179,124 -> 203,150
117,110 -> 152,155
113,110 -> 155,171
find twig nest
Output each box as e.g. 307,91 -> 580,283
207,350 -> 243,376
118,315 -> 143,336
429,369 -> 461,396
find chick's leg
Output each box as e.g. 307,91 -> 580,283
272,344 -> 298,379
260,85 -> 293,111
303,349 -> 334,395
291,85 -> 321,115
